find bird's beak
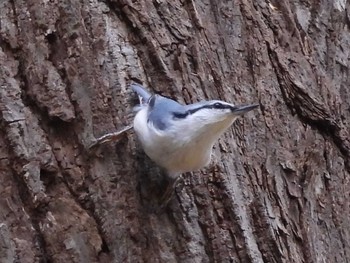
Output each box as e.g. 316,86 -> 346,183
232,104 -> 259,115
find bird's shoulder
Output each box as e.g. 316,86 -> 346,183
147,95 -> 185,130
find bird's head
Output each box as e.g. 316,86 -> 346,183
175,100 -> 258,124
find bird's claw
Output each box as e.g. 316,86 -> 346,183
157,176 -> 184,213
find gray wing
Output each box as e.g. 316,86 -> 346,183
131,83 -> 152,103
131,83 -> 187,130
148,95 -> 186,130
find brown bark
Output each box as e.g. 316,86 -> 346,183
0,0 -> 349,262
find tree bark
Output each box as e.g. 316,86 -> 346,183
1,0 -> 349,262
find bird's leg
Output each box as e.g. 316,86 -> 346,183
158,174 -> 183,211
88,125 -> 133,150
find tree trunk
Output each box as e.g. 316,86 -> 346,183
1,0 -> 349,262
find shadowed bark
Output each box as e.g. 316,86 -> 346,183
0,0 -> 349,262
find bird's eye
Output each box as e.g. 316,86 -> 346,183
213,102 -> 222,108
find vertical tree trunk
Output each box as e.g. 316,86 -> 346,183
0,0 -> 349,262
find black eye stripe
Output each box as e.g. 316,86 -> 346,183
173,112 -> 189,119
212,102 -> 232,109
172,102 -> 234,119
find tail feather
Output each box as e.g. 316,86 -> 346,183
131,83 -> 151,103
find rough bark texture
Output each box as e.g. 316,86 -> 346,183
0,0 -> 349,262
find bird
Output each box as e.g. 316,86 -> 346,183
131,83 -> 259,208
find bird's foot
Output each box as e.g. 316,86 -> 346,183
157,175 -> 184,212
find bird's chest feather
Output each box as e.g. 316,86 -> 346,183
133,108 -> 235,173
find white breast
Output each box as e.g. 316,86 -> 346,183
133,108 -> 208,173
133,107 -> 236,175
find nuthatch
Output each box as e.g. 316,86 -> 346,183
131,83 -> 259,183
